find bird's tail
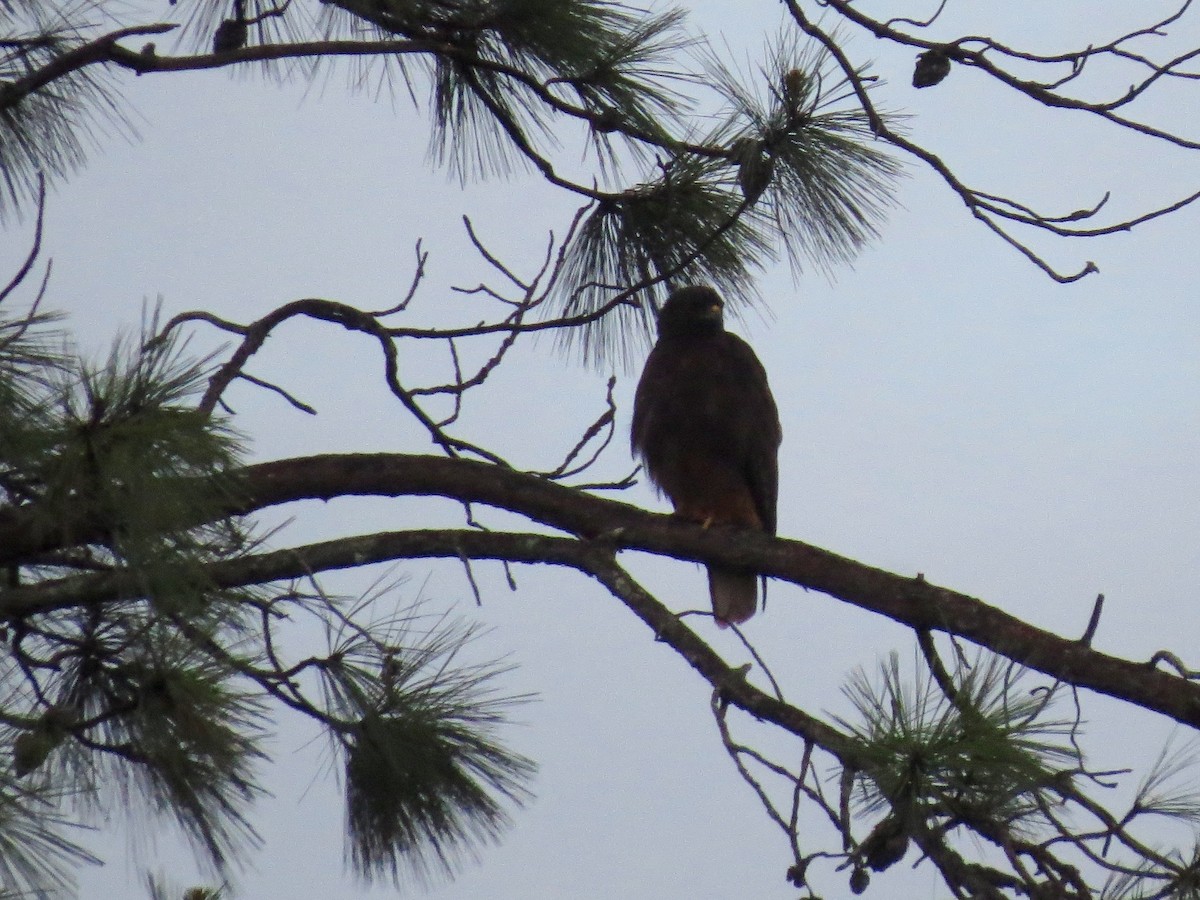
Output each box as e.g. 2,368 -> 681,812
707,566 -> 757,627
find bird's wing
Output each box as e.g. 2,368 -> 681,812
721,334 -> 782,535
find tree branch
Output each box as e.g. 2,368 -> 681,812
3,452 -> 1200,731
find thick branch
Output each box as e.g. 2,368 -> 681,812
0,527 -> 873,770
3,453 -> 1200,730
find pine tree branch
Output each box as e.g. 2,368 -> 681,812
2,452 -> 1200,732
817,0 -> 1200,141
0,527 -> 873,769
0,24 -> 176,110
11,29 -> 686,172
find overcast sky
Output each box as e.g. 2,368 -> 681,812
5,1 -> 1200,898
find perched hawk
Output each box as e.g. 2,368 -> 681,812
631,285 -> 782,626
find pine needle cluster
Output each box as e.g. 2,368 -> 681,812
0,306 -> 535,893
2,2 -> 904,366
552,32 -> 901,365
0,1 -> 134,222
317,601 -> 535,887
0,307 -> 268,890
838,652 -> 1078,870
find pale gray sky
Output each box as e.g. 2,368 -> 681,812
5,1 -> 1199,897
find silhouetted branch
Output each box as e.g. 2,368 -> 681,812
3,451 -> 1200,733
783,0 -> 1200,281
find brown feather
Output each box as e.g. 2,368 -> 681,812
631,286 -> 782,625
708,566 -> 757,627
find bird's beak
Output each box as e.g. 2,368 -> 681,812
706,302 -> 722,318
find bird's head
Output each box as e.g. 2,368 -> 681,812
656,286 -> 725,339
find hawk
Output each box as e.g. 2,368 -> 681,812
631,285 -> 782,626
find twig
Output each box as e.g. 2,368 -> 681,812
1148,650 -> 1200,679
0,174 -> 46,307
236,372 -> 317,415
1079,593 -> 1104,646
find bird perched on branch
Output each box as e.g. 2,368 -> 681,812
632,285 -> 782,626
